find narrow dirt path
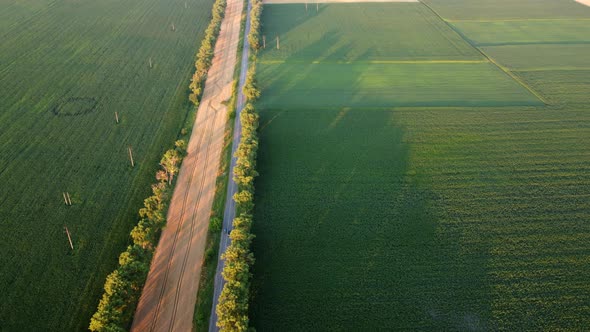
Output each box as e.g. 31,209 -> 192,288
131,0 -> 244,330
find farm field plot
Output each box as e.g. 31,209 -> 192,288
517,70 -> 590,105
251,1 -> 590,330
452,19 -> 590,46
252,108 -> 590,330
257,62 -> 542,108
258,3 -> 482,62
0,0 -> 55,32
0,0 -> 213,330
482,44 -> 590,71
422,0 -> 590,20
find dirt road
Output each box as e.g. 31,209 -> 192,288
207,0 -> 252,329
131,0 -> 244,330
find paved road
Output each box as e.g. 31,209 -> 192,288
131,0 -> 244,330
208,0 -> 252,330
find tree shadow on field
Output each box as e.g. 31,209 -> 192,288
259,3 -> 329,60
251,6 -> 492,330
257,31 -> 372,110
251,110 -> 492,331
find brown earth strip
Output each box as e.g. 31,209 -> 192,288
131,0 -> 244,330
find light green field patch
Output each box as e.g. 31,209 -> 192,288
259,3 -> 482,61
482,44 -> 590,71
452,20 -> 590,46
257,62 -> 542,108
423,0 -> 590,20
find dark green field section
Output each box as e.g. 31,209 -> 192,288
257,62 -> 542,108
259,3 -> 482,61
0,0 -> 213,330
422,0 -> 590,20
251,1 -> 590,330
252,107 -> 590,330
482,44 -> 590,71
452,19 -> 590,46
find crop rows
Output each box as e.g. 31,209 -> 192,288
422,0 -> 590,21
0,0 -> 213,330
451,19 -> 590,46
250,1 -> 590,330
257,62 -> 541,108
258,3 -> 482,62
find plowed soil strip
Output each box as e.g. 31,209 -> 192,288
131,0 -> 244,330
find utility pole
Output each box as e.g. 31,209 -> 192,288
115,111 -> 119,124
149,57 -> 153,68
305,2 -> 308,12
276,35 -> 280,50
128,146 -> 135,167
263,35 -> 266,48
64,226 -> 74,250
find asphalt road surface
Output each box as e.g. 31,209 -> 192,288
208,0 -> 252,330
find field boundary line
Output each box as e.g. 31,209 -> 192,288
420,1 -> 550,105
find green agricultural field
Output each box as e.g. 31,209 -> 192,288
452,19 -> 590,46
257,62 -> 541,108
517,70 -> 590,105
251,1 -> 590,330
0,0 -> 213,330
258,3 -> 482,61
482,44 -> 590,71
422,0 -> 590,20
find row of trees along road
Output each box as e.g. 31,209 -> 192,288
89,142 -> 185,331
189,0 -> 228,105
88,0 -> 228,328
216,0 -> 263,330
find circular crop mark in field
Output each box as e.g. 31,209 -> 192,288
51,97 -> 98,116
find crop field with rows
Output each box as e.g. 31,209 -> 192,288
257,3 -> 481,61
451,19 -> 590,46
251,1 -> 590,330
481,44 -> 590,71
0,0 -> 213,330
257,62 -> 541,108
